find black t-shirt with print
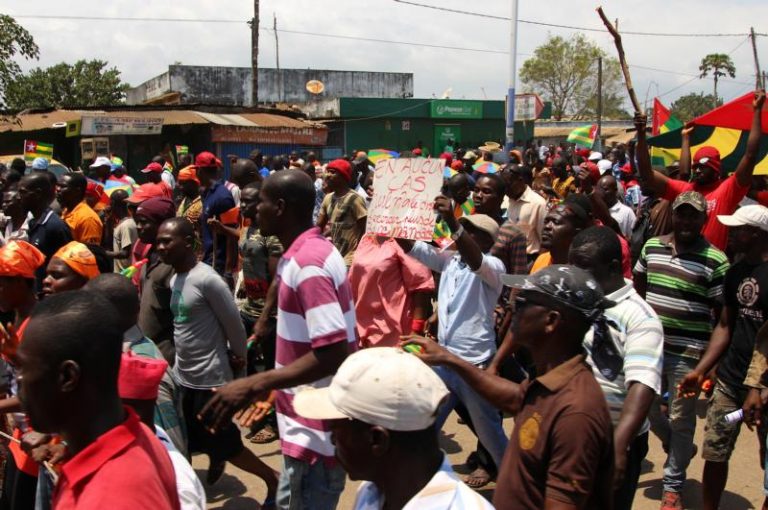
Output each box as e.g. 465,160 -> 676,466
717,260 -> 768,389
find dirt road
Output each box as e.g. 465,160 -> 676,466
197,397 -> 765,509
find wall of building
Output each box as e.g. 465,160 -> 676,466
126,66 -> 414,106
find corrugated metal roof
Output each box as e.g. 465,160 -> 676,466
0,109 -> 321,133
194,112 -> 258,127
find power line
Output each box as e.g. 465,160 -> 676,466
655,36 -> 752,99
392,0 -> 766,38
14,11 -> 765,38
8,13 -> 754,87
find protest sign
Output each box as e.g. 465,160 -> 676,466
366,158 -> 444,240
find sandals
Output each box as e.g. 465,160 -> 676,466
464,467 -> 494,489
250,424 -> 278,444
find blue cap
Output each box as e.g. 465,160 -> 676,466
31,157 -> 49,170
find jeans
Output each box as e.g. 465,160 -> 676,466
276,456 -> 346,510
432,365 -> 509,467
648,353 -> 699,493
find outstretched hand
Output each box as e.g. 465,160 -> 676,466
399,334 -> 452,366
633,112 -> 647,135
0,323 -> 19,362
754,89 -> 766,110
198,377 -> 268,433
677,370 -> 703,399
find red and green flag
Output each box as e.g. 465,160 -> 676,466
651,99 -> 684,168
23,140 -> 54,163
648,93 -> 768,176
566,124 -> 597,148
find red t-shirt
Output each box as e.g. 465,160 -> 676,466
53,408 -> 180,510
663,175 -> 749,250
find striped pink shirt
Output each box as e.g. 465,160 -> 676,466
275,227 -> 357,465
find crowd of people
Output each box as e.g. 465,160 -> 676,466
0,89 -> 765,510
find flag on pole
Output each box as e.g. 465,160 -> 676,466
566,124 -> 598,148
648,92 -> 768,175
23,140 -> 54,163
651,99 -> 684,168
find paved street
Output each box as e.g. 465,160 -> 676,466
197,397 -> 765,509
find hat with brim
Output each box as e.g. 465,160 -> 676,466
717,204 -> 768,232
293,347 -> 449,431
477,141 -> 502,153
672,191 -> 707,212
462,150 -> 478,160
89,156 -> 112,168
458,214 -> 499,241
500,264 -> 614,321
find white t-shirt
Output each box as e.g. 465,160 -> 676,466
609,200 -> 637,239
156,427 -> 206,510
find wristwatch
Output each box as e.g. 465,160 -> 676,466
451,225 -> 465,241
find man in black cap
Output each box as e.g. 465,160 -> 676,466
406,264 -> 614,509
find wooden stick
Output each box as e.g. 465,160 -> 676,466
43,461 -> 59,484
0,429 -> 19,444
751,27 -> 763,90
0,431 -> 60,482
596,6 -> 643,114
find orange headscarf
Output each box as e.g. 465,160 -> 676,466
53,241 -> 100,280
0,241 -> 46,279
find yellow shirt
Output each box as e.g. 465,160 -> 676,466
62,201 -> 103,245
530,252 -> 552,274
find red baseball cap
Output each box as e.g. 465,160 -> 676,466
127,182 -> 171,204
692,146 -> 722,174
583,162 -> 601,184
141,162 -> 163,174
195,151 -> 222,168
326,159 -> 352,183
412,148 -> 422,156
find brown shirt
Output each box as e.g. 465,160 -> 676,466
494,355 -> 614,510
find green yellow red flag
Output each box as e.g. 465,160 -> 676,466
23,140 -> 54,163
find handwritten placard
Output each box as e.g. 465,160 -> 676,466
366,158 -> 444,240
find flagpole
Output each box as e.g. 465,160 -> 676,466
505,0 -> 519,153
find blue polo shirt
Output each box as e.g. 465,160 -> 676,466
201,181 -> 236,274
27,208 -> 73,293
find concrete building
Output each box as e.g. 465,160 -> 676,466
127,65 -> 414,106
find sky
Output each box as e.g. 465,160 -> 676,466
5,0 -> 767,113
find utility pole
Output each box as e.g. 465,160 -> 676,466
250,0 -> 259,106
596,56 -> 603,152
274,13 -> 282,102
505,0 -> 519,153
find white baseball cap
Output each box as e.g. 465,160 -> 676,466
293,347 -> 449,431
597,159 -> 613,173
89,156 -> 112,168
588,151 -> 603,162
717,205 -> 768,232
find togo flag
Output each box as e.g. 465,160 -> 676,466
24,140 -> 54,163
566,124 -> 597,148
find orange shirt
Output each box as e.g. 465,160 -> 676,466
530,252 -> 552,274
62,201 -> 103,245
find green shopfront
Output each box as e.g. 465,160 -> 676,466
330,98 -> 533,156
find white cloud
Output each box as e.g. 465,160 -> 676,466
5,0 -> 767,110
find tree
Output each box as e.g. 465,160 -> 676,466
669,92 -> 722,123
519,34 -> 626,120
699,53 -> 736,107
0,15 -> 39,110
4,59 -> 130,110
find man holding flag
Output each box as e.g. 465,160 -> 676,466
635,90 -> 766,251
